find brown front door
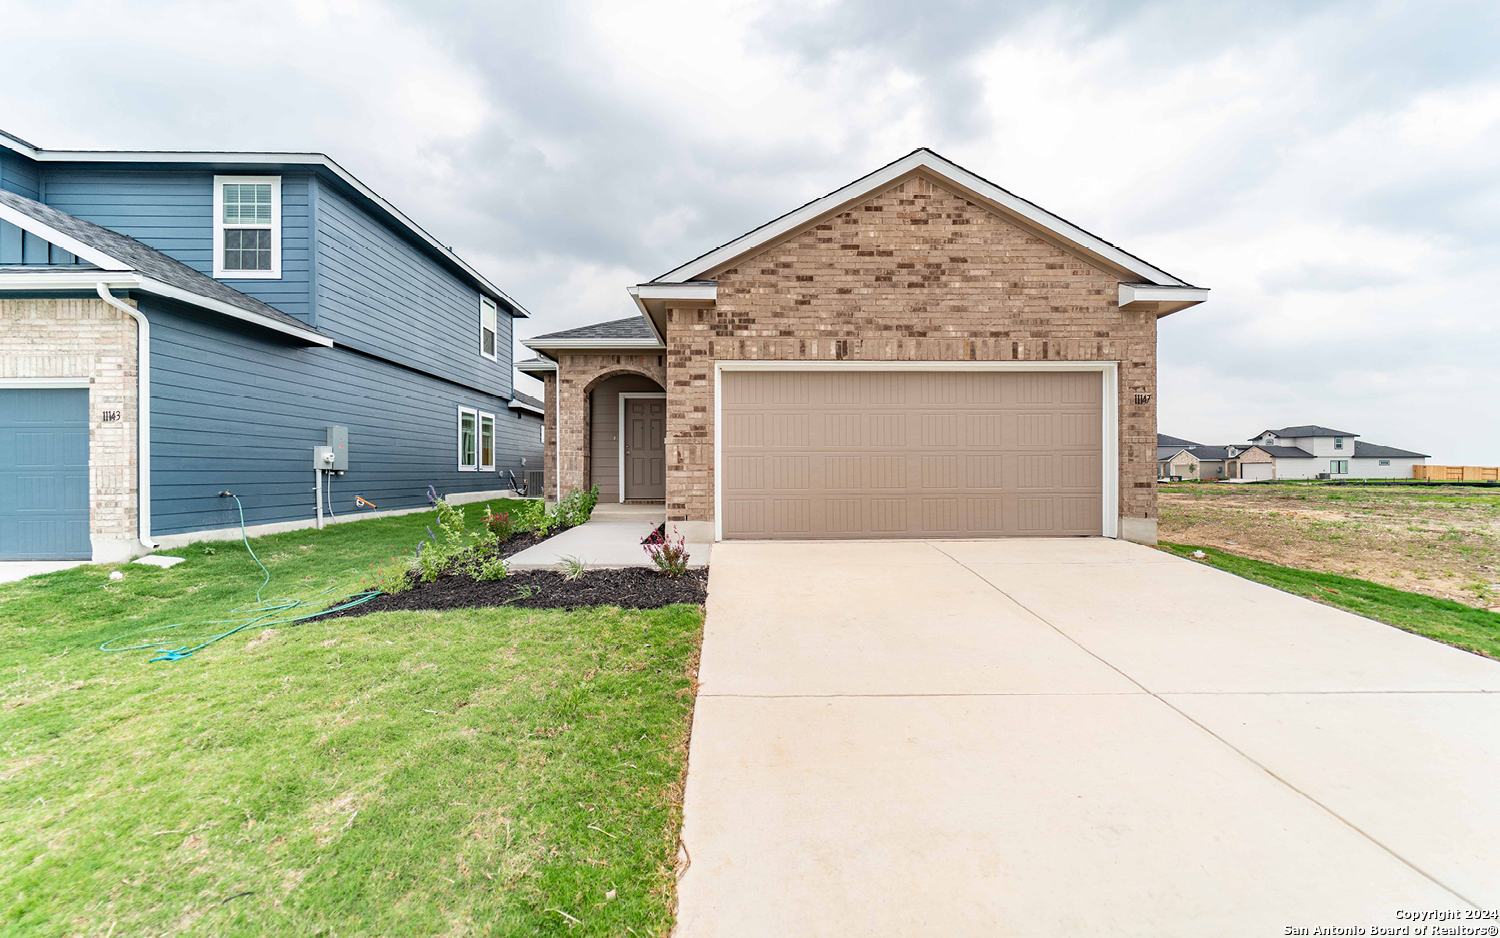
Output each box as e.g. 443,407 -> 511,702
624,397 -> 666,501
720,370 -> 1104,539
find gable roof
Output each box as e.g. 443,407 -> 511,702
651,148 -> 1202,290
1353,441 -> 1429,459
1253,425 -> 1359,440
0,127 -> 527,317
0,189 -> 330,345
523,315 -> 663,350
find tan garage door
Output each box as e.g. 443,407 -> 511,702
721,370 -> 1104,539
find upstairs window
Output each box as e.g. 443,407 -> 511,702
480,297 -> 498,361
458,408 -> 477,470
214,176 -> 281,279
1334,437 -> 1344,450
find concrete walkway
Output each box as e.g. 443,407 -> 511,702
676,538 -> 1500,937
506,502 -> 713,570
0,560 -> 90,583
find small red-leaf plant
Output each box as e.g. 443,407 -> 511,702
643,525 -> 690,577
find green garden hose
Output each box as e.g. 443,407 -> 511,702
100,495 -> 382,663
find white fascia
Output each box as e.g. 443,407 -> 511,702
5,142 -> 527,316
0,270 -> 331,346
629,282 -> 718,302
1118,283 -> 1210,315
655,150 -> 1192,286
522,337 -> 665,351
516,357 -> 558,375
0,202 -> 131,270
508,398 -> 544,416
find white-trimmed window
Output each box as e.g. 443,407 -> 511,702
478,412 -> 495,470
1334,437 -> 1344,450
213,176 -> 281,279
458,408 -> 477,470
480,297 -> 498,361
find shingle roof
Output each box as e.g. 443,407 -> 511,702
1251,445 -> 1315,459
526,316 -> 657,342
1354,440 -> 1429,459
1158,433 -> 1200,447
0,189 -> 323,337
1254,425 -> 1359,439
511,390 -> 543,411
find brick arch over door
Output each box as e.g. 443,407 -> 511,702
550,353 -> 667,499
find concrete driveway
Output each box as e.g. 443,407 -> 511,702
675,538 -> 1500,937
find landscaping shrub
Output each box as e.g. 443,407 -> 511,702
556,485 -> 601,528
643,525 -> 691,577
482,504 -> 514,539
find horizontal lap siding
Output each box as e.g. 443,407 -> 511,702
314,186 -> 512,399
0,151 -> 41,199
143,297 -> 540,535
41,168 -> 314,321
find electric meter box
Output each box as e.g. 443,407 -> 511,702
325,426 -> 348,471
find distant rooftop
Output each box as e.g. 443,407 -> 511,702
1253,425 -> 1359,440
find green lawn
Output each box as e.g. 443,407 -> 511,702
0,504 -> 703,937
1160,542 -> 1500,660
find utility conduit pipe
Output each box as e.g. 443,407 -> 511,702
96,283 -> 157,552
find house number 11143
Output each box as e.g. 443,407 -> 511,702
101,409 -> 122,422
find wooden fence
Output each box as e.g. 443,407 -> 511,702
1413,465 -> 1500,482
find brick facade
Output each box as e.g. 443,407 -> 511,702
1,297 -> 140,557
543,352 -> 667,500
662,173 -> 1158,533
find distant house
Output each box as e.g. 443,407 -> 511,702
1,129 -> 543,561
1229,426 -> 1428,481
1157,426 -> 1427,481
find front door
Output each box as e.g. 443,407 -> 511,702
624,398 -> 666,501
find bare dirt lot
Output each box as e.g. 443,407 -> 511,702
1159,482 -> 1500,609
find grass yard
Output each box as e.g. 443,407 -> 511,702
0,503 -> 704,937
1160,542 -> 1500,659
1159,482 -> 1500,609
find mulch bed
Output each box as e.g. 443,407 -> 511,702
313,567 -> 709,620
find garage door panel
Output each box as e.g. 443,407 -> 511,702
772,499 -> 812,534
721,371 -> 1104,539
1,388 -> 91,560
825,414 -> 862,446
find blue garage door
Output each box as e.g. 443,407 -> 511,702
0,389 -> 92,560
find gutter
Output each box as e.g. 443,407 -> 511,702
95,283 -> 158,552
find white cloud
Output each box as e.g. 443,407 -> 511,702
2,0 -> 1496,461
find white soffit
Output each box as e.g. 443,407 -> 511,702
0,269 -> 331,346
654,149 -> 1195,287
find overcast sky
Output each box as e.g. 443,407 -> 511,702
4,0 -> 1497,461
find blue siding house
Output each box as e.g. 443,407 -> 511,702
0,129 -> 544,561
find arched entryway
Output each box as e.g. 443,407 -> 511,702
586,372 -> 666,503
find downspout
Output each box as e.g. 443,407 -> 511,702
96,283 -> 157,552
555,378 -> 562,503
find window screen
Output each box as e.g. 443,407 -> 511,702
459,410 -> 477,469
479,414 -> 495,470
481,298 -> 498,359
